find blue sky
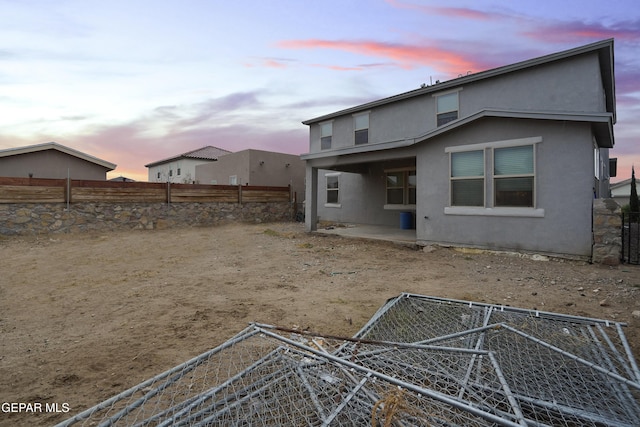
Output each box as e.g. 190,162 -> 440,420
1,0 -> 638,182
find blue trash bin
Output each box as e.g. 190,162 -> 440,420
400,211 -> 413,230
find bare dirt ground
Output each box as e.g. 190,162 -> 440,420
1,221 -> 639,426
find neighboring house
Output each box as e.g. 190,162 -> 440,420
611,178 -> 632,207
145,146 -> 231,183
301,39 -> 616,260
109,176 -> 136,182
195,149 -> 305,202
0,141 -> 116,180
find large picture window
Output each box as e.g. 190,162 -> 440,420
445,137 -> 541,217
354,113 -> 369,145
436,92 -> 459,126
494,145 -> 534,207
320,122 -> 332,150
386,170 -> 416,205
450,150 -> 484,206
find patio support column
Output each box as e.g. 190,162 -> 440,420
305,164 -> 318,232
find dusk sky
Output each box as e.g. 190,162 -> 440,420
1,0 -> 638,182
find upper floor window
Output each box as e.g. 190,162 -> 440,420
450,150 -> 484,206
320,122 -> 332,150
354,112 -> 369,145
436,92 -> 459,126
229,175 -> 238,185
494,145 -> 534,207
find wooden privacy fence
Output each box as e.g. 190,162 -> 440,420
0,177 -> 291,204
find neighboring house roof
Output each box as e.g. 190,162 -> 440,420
144,145 -> 232,167
302,38 -> 615,125
0,141 -> 116,170
611,178 -> 631,189
109,176 -> 136,182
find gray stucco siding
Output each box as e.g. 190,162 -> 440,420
416,118 -> 595,257
460,52 -> 606,117
307,52 -> 606,159
0,150 -> 111,180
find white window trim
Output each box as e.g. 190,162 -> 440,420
320,120 -> 333,150
444,206 -> 545,217
434,88 -> 462,125
444,136 -> 544,217
449,150 -> 485,208
325,172 -> 341,208
353,111 -> 370,145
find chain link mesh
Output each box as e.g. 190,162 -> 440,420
57,293 -> 640,426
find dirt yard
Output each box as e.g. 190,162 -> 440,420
1,222 -> 639,426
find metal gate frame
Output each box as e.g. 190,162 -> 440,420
622,212 -> 639,264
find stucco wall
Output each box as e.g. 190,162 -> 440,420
195,150 -> 305,202
307,51 -> 605,155
0,201 -> 293,235
0,150 -> 111,180
416,118 -> 595,258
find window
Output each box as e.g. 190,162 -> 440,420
436,92 -> 458,126
229,175 -> 238,185
494,145 -> 534,207
445,137 -> 542,217
326,174 -> 340,205
169,169 -> 173,177
157,172 -> 160,179
354,113 -> 369,145
450,150 -> 484,206
177,168 -> 181,176
386,170 -> 416,205
320,122 -> 332,150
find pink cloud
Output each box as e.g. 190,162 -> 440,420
263,59 -> 288,69
523,19 -> 640,43
385,0 -> 501,21
278,39 -> 492,75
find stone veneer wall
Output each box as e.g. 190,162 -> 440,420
592,198 -> 622,265
0,201 -> 293,235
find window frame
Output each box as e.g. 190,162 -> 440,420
384,167 -> 416,209
435,90 -> 460,127
493,145 -> 535,208
449,150 -> 485,207
325,172 -> 341,207
444,137 -> 544,217
320,121 -> 333,150
353,111 -> 370,145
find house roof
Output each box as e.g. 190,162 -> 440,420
611,178 -> 631,189
144,145 -> 232,167
302,39 -> 616,125
0,141 -> 116,170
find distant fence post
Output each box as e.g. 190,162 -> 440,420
238,184 -> 243,204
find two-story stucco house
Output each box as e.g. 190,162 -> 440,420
145,145 -> 231,184
301,39 -> 616,260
